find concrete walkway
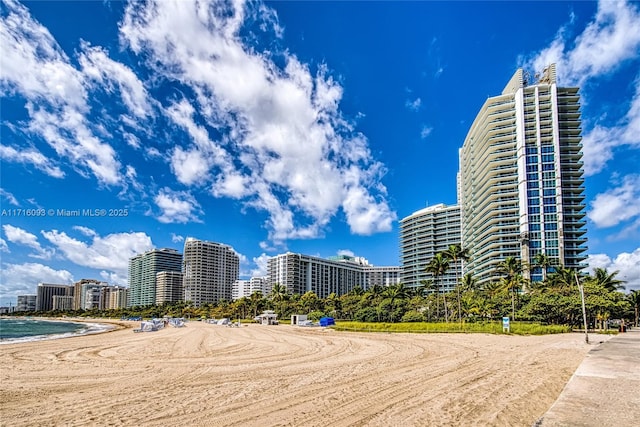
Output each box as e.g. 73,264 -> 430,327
536,328 -> 640,427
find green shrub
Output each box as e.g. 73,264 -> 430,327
401,310 -> 425,322
331,321 -> 571,335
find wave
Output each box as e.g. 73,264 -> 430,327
0,319 -> 116,345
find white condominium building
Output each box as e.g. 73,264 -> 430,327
364,265 -> 402,288
400,203 -> 462,291
16,295 -> 36,312
232,277 -> 269,300
268,253 -> 400,298
458,64 -> 587,285
182,238 -> 239,306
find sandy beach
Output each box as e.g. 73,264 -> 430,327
0,321 -> 602,426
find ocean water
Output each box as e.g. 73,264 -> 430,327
0,318 -> 112,344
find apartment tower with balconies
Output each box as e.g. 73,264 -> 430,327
458,64 -> 587,286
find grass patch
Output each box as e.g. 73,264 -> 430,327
331,321 -> 571,335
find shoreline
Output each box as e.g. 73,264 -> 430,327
0,316 -> 131,345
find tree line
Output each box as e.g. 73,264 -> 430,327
13,245 -> 640,329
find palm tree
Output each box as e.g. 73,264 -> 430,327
443,244 -> 470,322
460,273 -> 478,292
325,292 -> 341,318
269,283 -> 288,315
533,252 -> 553,283
417,280 -> 434,298
496,257 -> 525,320
547,266 -> 575,293
628,290 -> 640,327
364,284 -> 385,302
349,285 -> 365,296
384,283 -> 410,322
425,253 -> 450,322
300,291 -> 320,313
249,291 -> 265,318
592,268 -> 625,291
363,284 -> 386,321
233,297 -> 249,320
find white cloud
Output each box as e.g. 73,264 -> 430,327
0,188 -> 19,206
405,97 -> 421,111
605,218 -> 640,243
0,238 -> 9,253
0,0 -> 122,185
154,187 -> 202,224
420,125 -> 433,139
0,263 -> 74,294
171,233 -> 184,243
588,174 -> 640,228
525,1 -> 640,87
2,224 -> 53,260
40,229 -> 154,277
337,249 -> 355,257
119,0 -> 395,242
250,253 -> 271,277
0,145 -> 64,178
587,248 -> 640,292
78,43 -> 153,119
166,99 -> 235,187
73,226 -> 98,237
580,125 -> 618,176
170,146 -> 211,186
122,164 -> 144,193
99,270 -> 128,287
146,147 -> 162,158
580,77 -> 640,176
521,1 -> 640,177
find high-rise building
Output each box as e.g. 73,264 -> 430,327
73,279 -> 105,310
458,64 -> 587,285
36,283 -> 73,312
128,248 -> 182,307
268,252 -> 400,298
105,286 -> 128,310
182,238 -> 239,306
232,277 -> 269,300
52,295 -> 74,311
268,253 -> 366,298
16,295 -> 36,312
83,283 -> 111,310
364,265 -> 402,288
400,203 -> 462,291
155,271 -> 184,305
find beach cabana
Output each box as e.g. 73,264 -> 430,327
256,310 -> 278,325
291,314 -> 307,325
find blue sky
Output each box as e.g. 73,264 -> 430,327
1,0 -> 639,305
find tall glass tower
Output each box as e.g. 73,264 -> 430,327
459,64 -> 587,286
127,248 -> 182,307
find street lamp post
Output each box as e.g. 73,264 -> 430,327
575,271 -> 589,344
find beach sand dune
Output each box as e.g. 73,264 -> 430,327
0,321 -> 596,426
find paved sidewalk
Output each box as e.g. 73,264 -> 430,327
536,328 -> 640,427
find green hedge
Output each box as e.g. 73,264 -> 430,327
331,321 -> 571,335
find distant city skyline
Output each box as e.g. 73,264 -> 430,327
2,0 -> 640,306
